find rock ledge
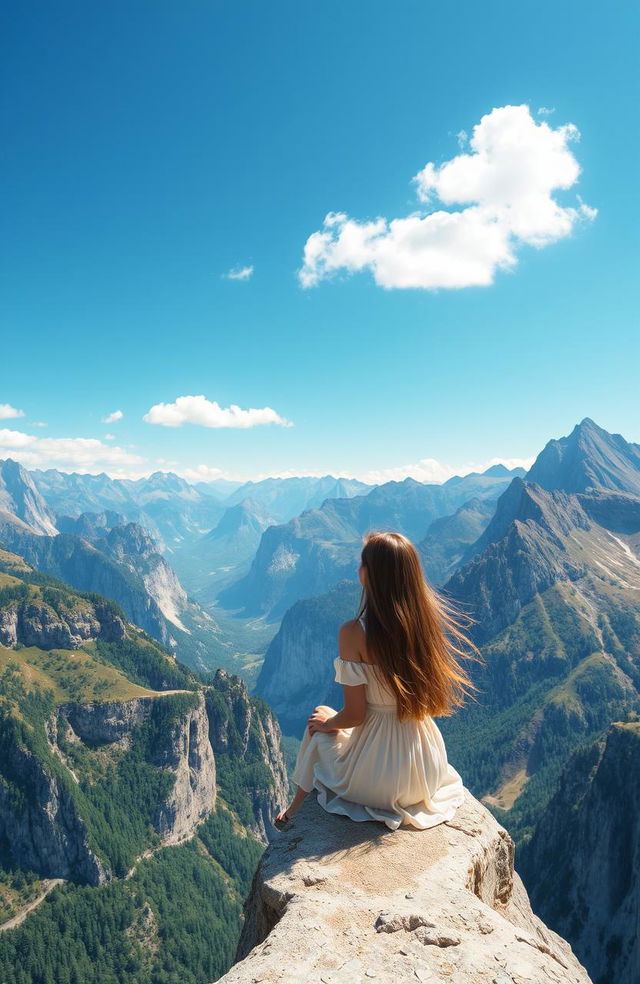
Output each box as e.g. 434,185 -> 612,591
217,790 -> 592,984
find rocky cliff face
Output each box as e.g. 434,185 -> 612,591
0,669 -> 290,890
216,791 -> 592,984
0,734 -> 109,884
147,691 -> 217,844
0,691 -> 218,886
0,597 -> 126,649
519,721 -> 640,984
98,520 -> 191,632
60,692 -> 218,849
206,670 -> 288,840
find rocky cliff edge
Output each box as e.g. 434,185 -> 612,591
217,790 -> 592,984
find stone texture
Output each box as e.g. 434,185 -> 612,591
216,790 -> 592,984
150,691 -> 217,844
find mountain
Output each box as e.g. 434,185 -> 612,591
0,521 -> 180,647
220,468 -> 521,620
426,424 -> 640,850
526,417 -> 640,495
518,720 -> 640,984
417,496 -> 496,585
0,549 -> 287,981
193,478 -> 245,499
0,513 -> 238,675
437,475 -> 640,841
446,479 -> 592,643
71,516 -> 191,631
30,466 -> 226,547
29,471 -> 373,550
222,474 -> 374,523
171,498 -> 276,602
0,459 -> 57,535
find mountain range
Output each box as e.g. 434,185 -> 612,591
218,466 -> 523,620
2,418 -> 639,984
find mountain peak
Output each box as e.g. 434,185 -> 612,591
526,419 -> 640,496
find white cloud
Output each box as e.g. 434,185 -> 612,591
537,106 -> 556,116
102,409 -> 123,424
104,433 -> 116,440
0,428 -> 144,476
176,455 -> 534,486
0,404 -> 25,420
178,464 -> 235,483
33,421 -> 47,428
223,265 -> 254,281
351,455 -> 535,486
143,395 -> 292,429
299,104 -> 596,290
456,129 -> 468,149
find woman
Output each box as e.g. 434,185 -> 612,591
275,531 -> 480,831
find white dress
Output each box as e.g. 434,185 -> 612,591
292,620 -> 465,831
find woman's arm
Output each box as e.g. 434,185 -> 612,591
308,621 -> 367,733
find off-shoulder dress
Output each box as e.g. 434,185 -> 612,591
291,617 -> 465,831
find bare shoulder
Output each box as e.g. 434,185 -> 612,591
338,619 -> 366,662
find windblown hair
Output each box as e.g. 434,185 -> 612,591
357,531 -> 482,721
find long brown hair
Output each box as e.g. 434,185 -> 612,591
357,531 -> 482,720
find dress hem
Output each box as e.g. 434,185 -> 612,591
313,779 -> 465,832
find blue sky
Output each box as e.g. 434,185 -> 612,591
1,0 -> 638,483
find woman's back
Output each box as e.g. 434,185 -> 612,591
291,613 -> 466,830
339,614 -> 397,709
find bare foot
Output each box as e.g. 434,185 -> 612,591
273,786 -> 308,828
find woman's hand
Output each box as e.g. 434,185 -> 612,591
308,705 -> 335,735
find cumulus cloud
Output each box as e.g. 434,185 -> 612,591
143,395 -> 292,429
299,104 -> 596,290
223,265 -> 254,281
102,409 -> 123,424
0,428 -> 144,475
537,106 -> 556,116
0,403 -> 25,420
